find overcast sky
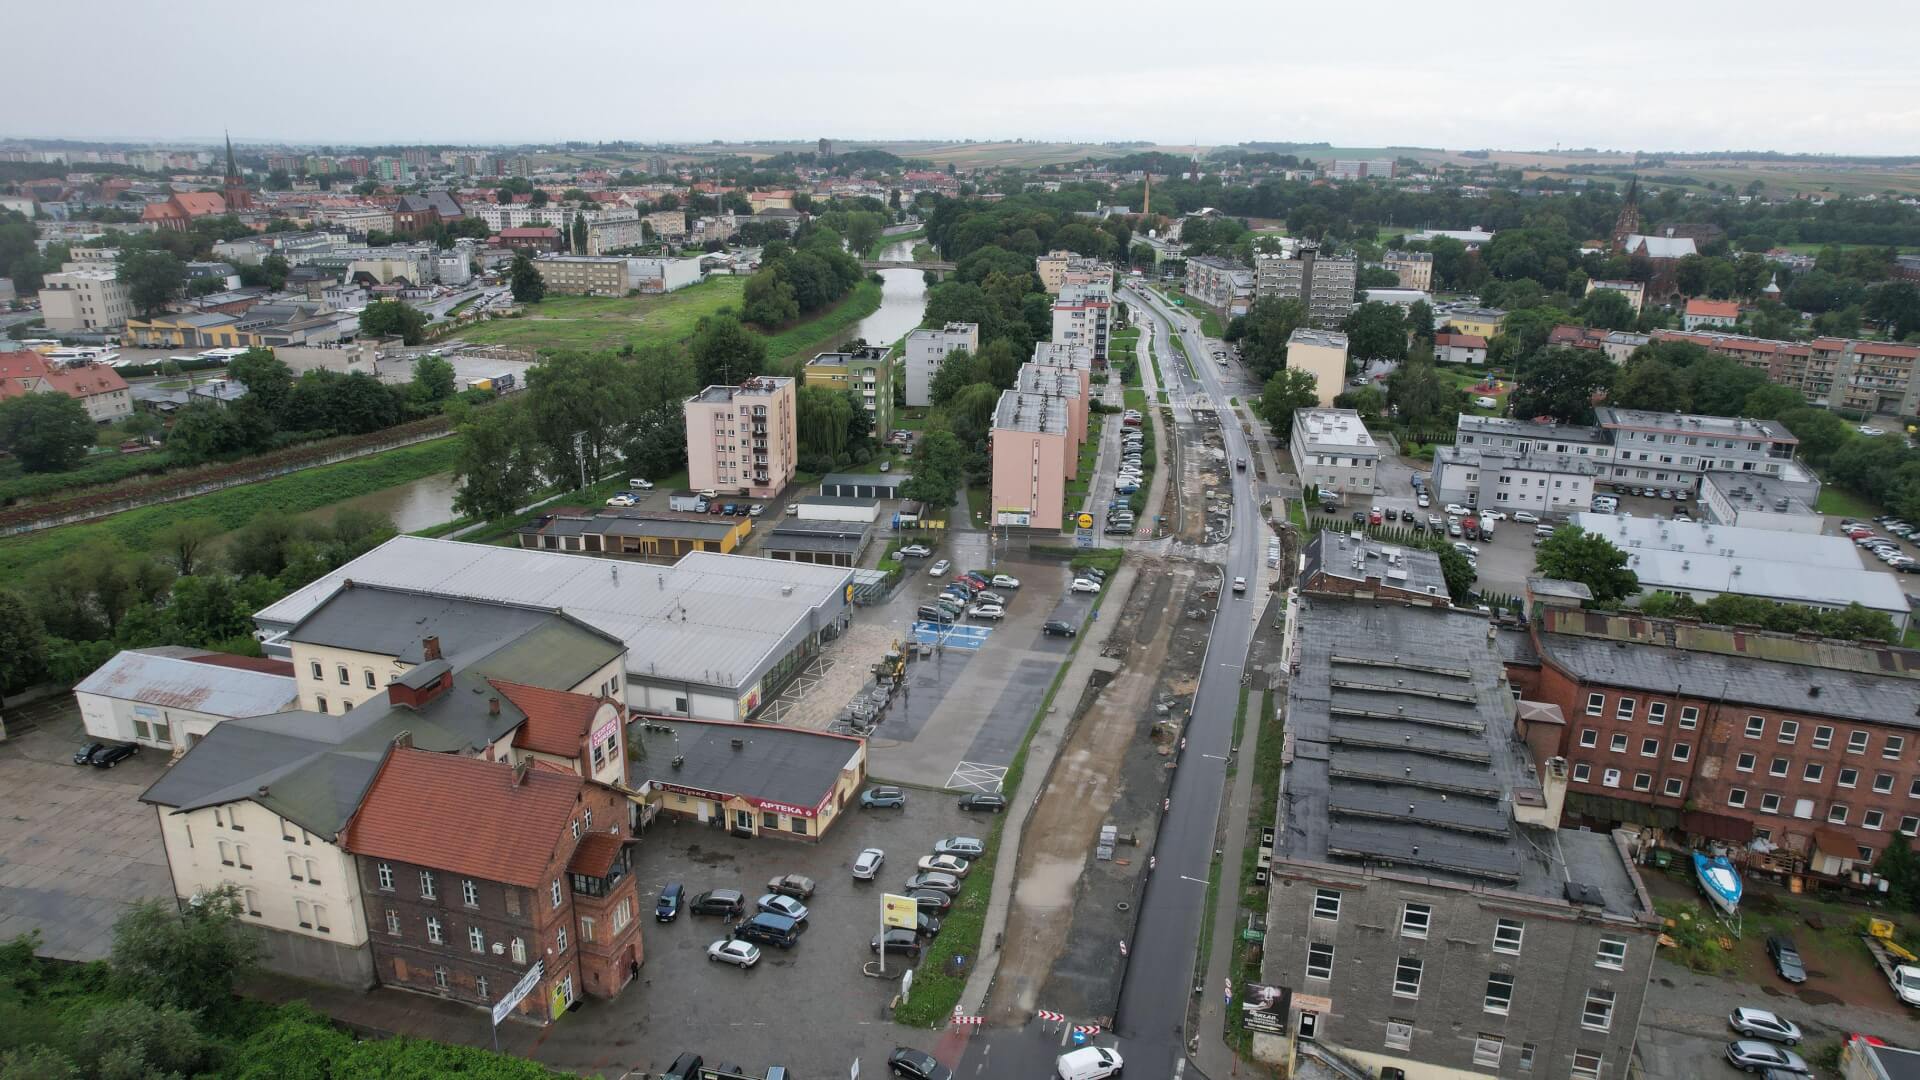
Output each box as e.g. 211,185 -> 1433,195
9,0 -> 1915,155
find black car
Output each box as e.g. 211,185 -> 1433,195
887,1047 -> 953,1080
663,1053 -> 705,1080
689,888 -> 745,917
958,793 -> 1007,812
916,605 -> 955,624
915,912 -> 942,937
88,742 -> 138,769
655,882 -> 684,922
1767,934 -> 1807,983
1350,510 -> 1367,524
74,741 -> 107,766
1320,501 -> 1337,514
906,889 -> 953,913
871,927 -> 923,957
1042,620 -> 1077,638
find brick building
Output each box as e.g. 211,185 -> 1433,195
345,747 -> 642,1021
497,227 -> 563,253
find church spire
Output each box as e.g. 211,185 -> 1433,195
225,131 -> 238,179
1610,177 -> 1642,254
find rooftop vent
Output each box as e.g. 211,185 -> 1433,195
671,755 -> 685,769
730,737 -> 745,750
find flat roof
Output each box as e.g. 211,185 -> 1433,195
1287,328 -> 1348,348
75,649 -> 296,718
633,719 -> 862,812
993,389 -> 1069,435
1437,445 -> 1604,477
1016,365 -> 1083,398
1302,531 -> 1447,599
1592,407 -> 1796,444
799,494 -> 881,508
1457,414 -> 1606,445
1292,409 -> 1378,452
1701,472 -> 1818,516
1571,513 -> 1907,614
1277,598 -> 1645,917
690,376 -> 790,404
819,473 -> 907,491
256,537 -> 852,694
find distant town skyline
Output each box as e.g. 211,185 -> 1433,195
10,0 -> 1916,156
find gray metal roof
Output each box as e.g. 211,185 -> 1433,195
1593,407 -> 1795,443
799,494 -> 881,508
287,584 -> 620,683
819,472 -> 908,492
1302,531 -> 1448,600
1287,328 -> 1348,348
993,389 -> 1068,435
75,649 -> 296,718
256,538 -> 853,694
632,719 -> 863,810
1457,414 -> 1606,446
140,712 -> 386,836
1277,598 -> 1645,917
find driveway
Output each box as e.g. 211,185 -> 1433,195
0,700 -> 173,960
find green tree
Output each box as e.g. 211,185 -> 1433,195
0,1045 -> 78,1079
118,249 -> 187,317
1432,544 -> 1476,605
1877,835 -> 1920,911
409,354 -> 457,411
1342,302 -> 1408,363
166,401 -> 269,459
1741,384 -> 1806,420
450,400 -> 539,522
0,393 -> 96,472
224,513 -> 308,580
900,430 -> 965,510
742,268 -> 799,327
945,383 -> 1001,449
1683,355 -> 1768,418
358,299 -> 428,345
186,274 -> 225,297
109,885 -> 260,1015
1534,526 -> 1638,606
524,351 -> 644,486
925,349 -> 980,407
1405,300 -> 1436,347
226,347 -> 294,421
1609,357 -> 1691,412
688,314 -> 767,387
151,518 -> 221,576
1867,282 -> 1920,340
1256,368 -> 1321,439
1385,353 -> 1460,427
509,253 -> 546,303
75,999 -> 209,1079
0,590 -> 48,694
1578,287 -> 1636,331
1232,296 -> 1308,380
1778,407 -> 1851,465
1510,347 -> 1614,425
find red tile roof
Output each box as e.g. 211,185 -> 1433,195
186,652 -> 297,677
344,748 -> 585,887
497,227 -> 559,238
1435,332 -> 1488,348
493,679 -> 603,758
1685,299 -> 1740,319
0,351 -> 129,403
567,831 -> 623,877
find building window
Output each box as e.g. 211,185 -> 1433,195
1400,903 -> 1431,940
1803,763 -> 1824,783
469,926 -> 485,953
1393,956 -> 1422,998
242,888 -> 260,917
1306,942 -> 1334,980
1866,810 -> 1886,831
476,975 -> 489,1000
1679,707 -> 1699,729
1778,720 -> 1799,744
556,926 -> 568,953
1737,752 -> 1756,772
1760,793 -> 1781,814
1596,937 -> 1627,970
336,664 -> 349,685
1745,716 -> 1765,739
1572,762 -> 1591,783
310,661 -> 323,681
1647,702 -> 1667,725
420,871 -> 437,900
579,916 -> 596,943
1572,1051 -> 1604,1079
1579,729 -> 1598,748
1484,972 -> 1514,1014
433,966 -> 449,990
1582,988 -> 1615,1031
364,669 -> 376,689
1770,757 -> 1789,778
1586,693 -> 1604,717
386,910 -> 400,936
218,840 -> 235,867
1493,919 -> 1524,954
1615,697 -> 1636,721
1664,777 -> 1685,797
313,903 -> 328,933
551,879 -> 563,908
426,917 -> 443,945
1633,772 -> 1652,792
1876,773 -> 1896,795
295,899 -> 313,929
1672,742 -> 1691,762
1473,1035 -> 1504,1068
1830,804 -> 1850,825
1886,735 -> 1906,760
1814,725 -> 1834,749
1840,768 -> 1860,789
378,863 -> 393,891
613,898 -> 632,933
1519,1044 -> 1536,1072
510,937 -> 526,965
1640,738 -> 1659,757
1730,789 -> 1752,808
315,695 -> 327,714
1385,1019 -> 1413,1051
1609,733 -> 1628,753
1851,730 -> 1872,754
1312,889 -> 1341,921
1902,816 -> 1919,837
288,855 -> 304,881
233,843 -> 250,869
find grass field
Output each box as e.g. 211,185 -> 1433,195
1816,484 -> 1881,520
460,277 -> 746,353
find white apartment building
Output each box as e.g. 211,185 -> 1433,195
1051,281 -> 1112,363
1591,408 -> 1798,494
1289,408 -> 1379,496
1432,445 -> 1601,514
903,322 -> 979,406
39,267 -> 129,332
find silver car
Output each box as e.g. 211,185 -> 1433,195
1725,1040 -> 1808,1074
1728,1007 -> 1801,1045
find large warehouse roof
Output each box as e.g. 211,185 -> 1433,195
256,538 -> 853,693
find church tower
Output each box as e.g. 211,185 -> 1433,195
1609,177 -> 1640,253
222,132 -> 253,211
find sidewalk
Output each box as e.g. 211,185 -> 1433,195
958,560 -> 1141,1016
1191,670 -> 1266,1078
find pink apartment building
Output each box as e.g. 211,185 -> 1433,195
1016,364 -> 1086,447
989,390 -> 1074,531
683,377 -> 796,499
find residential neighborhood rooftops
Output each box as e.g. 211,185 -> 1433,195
1302,530 -> 1447,600
1456,414 -> 1605,445
1685,298 -> 1740,319
632,718 -> 863,813
140,713 -> 385,837
689,376 -> 791,403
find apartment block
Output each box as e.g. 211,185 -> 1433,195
1433,445 -> 1602,514
39,267 -> 129,332
1327,158 -> 1394,181
1284,328 -> 1350,406
1035,250 -> 1075,294
684,377 -> 797,499
1592,407 -> 1797,494
645,210 -> 687,241
1383,250 -> 1433,291
1254,246 -> 1355,327
1587,279 -> 1645,315
1027,342 -> 1094,402
903,322 -> 979,407
989,390 -> 1072,531
1016,362 -> 1086,446
533,255 -> 629,297
1051,281 -> 1112,364
1184,255 -> 1246,309
586,217 -> 646,255
804,346 -> 893,436
1289,408 -> 1378,496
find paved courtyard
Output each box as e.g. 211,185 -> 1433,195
0,700 -> 173,960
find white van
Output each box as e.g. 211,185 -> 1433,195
1057,1047 -> 1124,1080
1474,395 -> 1499,409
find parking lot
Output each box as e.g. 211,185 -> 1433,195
565,791 -> 986,1077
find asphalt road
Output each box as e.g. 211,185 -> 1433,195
954,286 -> 1258,1080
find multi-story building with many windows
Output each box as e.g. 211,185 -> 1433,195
1262,597 -> 1660,1080
1254,245 -> 1356,327
904,323 -> 978,407
804,346 -> 893,437
1051,281 -> 1112,364
684,377 -> 797,499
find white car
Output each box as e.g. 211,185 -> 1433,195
967,603 -> 1005,620
1512,511 -> 1541,524
916,853 -> 972,877
852,848 -> 885,880
929,559 -> 952,577
991,574 -> 1020,589
605,493 -> 638,507
1478,510 -> 1506,522
1444,503 -> 1470,516
1453,541 -> 1480,557
628,478 -> 654,489
1057,1046 -> 1124,1080
748,504 -> 765,517
1232,576 -> 1247,593
1071,578 -> 1101,593
1415,493 -> 1430,507
974,590 -> 1007,606
897,544 -> 933,558
1859,425 -> 1887,436
707,939 -> 761,968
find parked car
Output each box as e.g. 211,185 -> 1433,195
1043,620 -> 1078,637
916,605 -> 955,624
904,872 -> 961,895
959,792 -> 1007,812
1071,578 -> 1101,593
707,939 -> 761,968
629,478 -> 654,489
733,912 -> 802,949
1766,935 -> 1807,983
991,574 -> 1021,589
928,559 -> 952,576
861,787 -> 907,809
872,928 -> 924,957
1445,503 -> 1469,516
886,1047 -> 954,1080
765,874 -> 816,900
1416,492 -> 1431,507
967,603 -> 1006,620
73,742 -> 108,766
655,882 -> 684,922
1232,576 -> 1247,593
87,742 -> 137,769
853,848 -> 886,880
906,889 -> 953,913
756,893 -> 810,922
606,493 -> 638,507
1367,508 -> 1383,525
1725,1040 -> 1808,1074
916,854 -> 971,877
664,1053 -> 705,1080
935,836 -> 986,858
689,889 -> 745,917
897,544 -> 933,558
1056,1046 -> 1125,1080
1728,1007 -> 1802,1045
1478,510 -> 1506,521
974,590 -> 1007,606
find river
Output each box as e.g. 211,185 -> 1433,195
291,250 -> 933,537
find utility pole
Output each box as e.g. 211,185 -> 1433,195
573,431 -> 588,490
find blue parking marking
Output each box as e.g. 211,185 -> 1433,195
909,622 -> 992,650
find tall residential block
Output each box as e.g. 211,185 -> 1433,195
989,390 -> 1072,531
39,267 -> 129,332
1286,328 -> 1351,406
903,323 -> 979,407
1255,246 -> 1356,327
1051,281 -> 1112,365
683,377 -> 796,499
804,346 -> 893,437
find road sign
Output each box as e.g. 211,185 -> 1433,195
1075,528 -> 1094,548
882,893 -> 919,930
1071,1028 -> 1088,1045
491,959 -> 544,1026
1076,512 -> 1094,530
